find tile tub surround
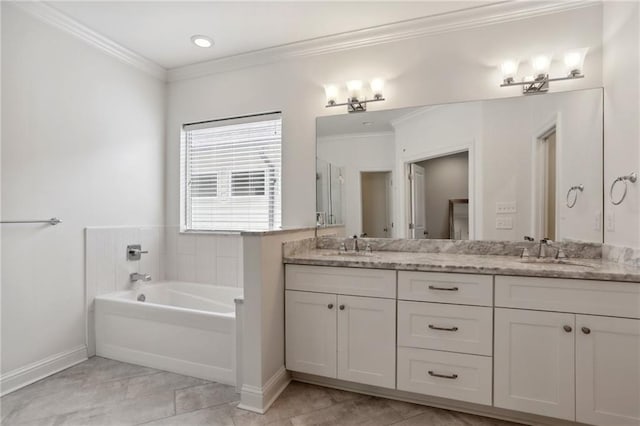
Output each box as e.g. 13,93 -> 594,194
0,357 -> 520,426
283,239 -> 640,283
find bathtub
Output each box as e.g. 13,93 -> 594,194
94,281 -> 242,385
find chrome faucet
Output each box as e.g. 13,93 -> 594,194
352,235 -> 359,252
130,272 -> 151,283
537,239 -> 567,260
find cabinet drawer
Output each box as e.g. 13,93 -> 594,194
397,347 -> 492,406
495,276 -> 640,318
398,301 -> 492,356
398,272 -> 493,306
285,265 -> 396,299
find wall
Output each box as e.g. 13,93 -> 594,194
317,133 -> 395,237
603,1 -> 640,249
1,4 -> 165,393
166,5 -> 604,232
417,152 -> 469,239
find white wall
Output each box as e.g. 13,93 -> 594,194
317,133 -> 395,237
1,4 -> 165,391
603,1 -> 640,249
166,5 -> 604,232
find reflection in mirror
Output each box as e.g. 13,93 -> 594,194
316,88 -> 603,243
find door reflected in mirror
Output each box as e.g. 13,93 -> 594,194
316,88 -> 603,243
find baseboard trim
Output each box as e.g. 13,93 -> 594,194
292,372 -> 582,426
238,366 -> 291,414
0,345 -> 88,396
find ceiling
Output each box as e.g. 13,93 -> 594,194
317,106 -> 422,137
48,1 -> 497,70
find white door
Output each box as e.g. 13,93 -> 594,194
494,308 -> 575,421
576,315 -> 640,426
384,172 -> 393,237
285,290 -> 337,378
337,295 -> 396,388
410,163 -> 426,239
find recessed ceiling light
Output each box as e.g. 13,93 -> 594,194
362,121 -> 373,126
191,35 -> 214,48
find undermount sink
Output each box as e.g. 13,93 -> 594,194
519,258 -> 594,268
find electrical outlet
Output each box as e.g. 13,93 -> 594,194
496,216 -> 513,230
595,211 -> 601,231
496,202 -> 517,214
606,211 -> 615,232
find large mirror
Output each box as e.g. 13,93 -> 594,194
316,88 -> 603,243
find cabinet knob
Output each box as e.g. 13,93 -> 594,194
328,304 -> 334,309
339,305 -> 345,310
581,327 -> 591,335
563,325 -> 573,333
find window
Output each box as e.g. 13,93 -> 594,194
181,112 -> 282,231
191,173 -> 218,197
231,170 -> 266,196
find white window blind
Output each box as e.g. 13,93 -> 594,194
182,112 -> 282,231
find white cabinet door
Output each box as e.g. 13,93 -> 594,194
337,295 -> 396,388
576,315 -> 640,426
494,308 -> 575,421
285,290 -> 337,378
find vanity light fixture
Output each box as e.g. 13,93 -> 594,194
325,79 -> 386,113
500,48 -> 587,94
191,35 -> 214,48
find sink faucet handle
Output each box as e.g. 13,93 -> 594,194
524,236 -> 535,242
556,248 -> 568,260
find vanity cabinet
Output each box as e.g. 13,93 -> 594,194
285,264 -> 640,426
494,308 -> 576,420
285,265 -> 396,389
495,276 -> 640,426
576,315 -> 640,426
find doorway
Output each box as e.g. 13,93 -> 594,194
361,171 -> 392,238
409,151 -> 469,239
534,127 -> 557,240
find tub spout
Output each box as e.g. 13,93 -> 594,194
130,272 -> 151,282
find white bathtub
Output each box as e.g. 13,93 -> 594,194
95,281 -> 242,385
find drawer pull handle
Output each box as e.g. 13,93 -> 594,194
428,325 -> 459,332
581,327 -> 591,335
339,305 -> 345,310
328,304 -> 334,309
428,371 -> 458,380
428,285 -> 459,291
563,325 -> 572,333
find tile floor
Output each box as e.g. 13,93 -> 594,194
1,357 -> 521,426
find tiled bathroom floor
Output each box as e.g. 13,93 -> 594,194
1,357 -> 521,426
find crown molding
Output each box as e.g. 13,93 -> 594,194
167,0 -> 600,82
13,1 -> 167,81
318,131 -> 395,143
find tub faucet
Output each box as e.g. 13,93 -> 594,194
130,272 -> 151,283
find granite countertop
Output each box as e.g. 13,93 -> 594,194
284,249 -> 640,283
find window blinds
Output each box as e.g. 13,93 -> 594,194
182,112 -> 282,231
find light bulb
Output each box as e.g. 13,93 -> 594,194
190,35 -> 213,48
324,84 -> 339,105
531,54 -> 552,79
346,80 -> 363,100
500,60 -> 519,84
564,48 -> 588,76
370,78 -> 385,99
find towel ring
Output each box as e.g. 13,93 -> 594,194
610,172 -> 638,206
566,184 -> 584,208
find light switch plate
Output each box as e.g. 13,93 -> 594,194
496,216 -> 513,230
496,202 -> 517,214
